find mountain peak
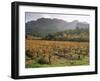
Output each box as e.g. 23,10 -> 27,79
72,20 -> 79,23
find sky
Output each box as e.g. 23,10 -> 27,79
25,12 -> 90,23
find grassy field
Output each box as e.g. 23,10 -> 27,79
25,39 -> 89,68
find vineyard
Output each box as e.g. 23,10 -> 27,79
25,39 -> 89,68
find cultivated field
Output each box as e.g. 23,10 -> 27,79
25,39 -> 89,68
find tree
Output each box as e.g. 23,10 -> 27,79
45,34 -> 55,40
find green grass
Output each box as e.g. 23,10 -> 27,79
26,56 -> 89,68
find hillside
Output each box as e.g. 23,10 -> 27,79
26,18 -> 89,35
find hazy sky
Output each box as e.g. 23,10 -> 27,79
25,12 -> 90,23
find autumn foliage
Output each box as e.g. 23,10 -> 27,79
25,39 -> 89,68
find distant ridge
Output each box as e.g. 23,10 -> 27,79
26,18 -> 89,34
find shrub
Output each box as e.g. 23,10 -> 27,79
37,56 -> 49,64
26,49 -> 33,59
